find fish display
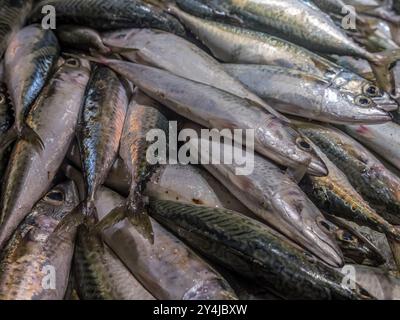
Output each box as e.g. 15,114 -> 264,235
0,0 -> 400,300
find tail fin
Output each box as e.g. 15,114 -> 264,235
369,49 -> 400,93
126,194 -> 154,244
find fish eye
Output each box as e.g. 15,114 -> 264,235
65,58 -> 80,68
355,95 -> 373,107
363,84 -> 381,97
44,190 -> 65,205
341,231 -> 355,242
0,93 -> 5,105
296,137 -> 312,151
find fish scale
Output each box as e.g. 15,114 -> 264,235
78,65 -> 127,215
30,0 -> 186,35
149,199 -> 369,300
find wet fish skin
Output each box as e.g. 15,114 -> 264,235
57,25 -> 110,54
94,187 -> 238,300
30,0 -> 186,36
149,199 -> 369,300
297,121 -> 400,225
91,58 -> 327,177
4,24 -> 60,137
74,221 -> 155,300
298,138 -> 400,240
102,28 -> 288,122
341,122 -> 400,172
78,65 -> 127,216
224,64 -> 391,124
188,134 -> 343,267
0,0 -> 33,58
0,58 -> 90,249
0,82 -> 13,184
0,181 -> 80,300
166,5 -> 398,112
324,214 -> 386,266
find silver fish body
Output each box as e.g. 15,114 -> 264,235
0,58 -> 90,249
0,181 -> 80,300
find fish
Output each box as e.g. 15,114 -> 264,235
341,265 -> 400,300
0,82 -> 13,185
101,28 -> 289,122
324,214 -> 386,266
186,133 -> 343,267
0,0 -> 33,58
298,137 -> 400,239
296,121 -> 400,225
87,58 -> 328,177
224,64 -> 391,124
0,57 -> 90,249
78,65 -> 127,219
160,4 -> 398,112
97,100 -> 167,242
149,199 -> 370,300
0,181 -> 80,300
56,25 -> 110,54
171,0 -> 400,92
341,122 -> 400,171
94,187 -> 238,300
73,219 -> 155,300
30,0 -> 186,36
2,24 -> 60,151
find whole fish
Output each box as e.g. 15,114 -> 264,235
162,5 -> 398,112
30,0 -> 185,35
2,25 -> 60,150
99,100 -> 168,242
95,187 -> 238,300
149,199 -> 369,300
78,65 -> 127,219
57,25 -> 110,54
170,0 -> 400,92
0,181 -> 80,300
224,64 -> 390,124
296,121 -> 400,225
324,214 -> 386,266
0,57 -> 90,249
0,0 -> 33,58
298,138 -> 400,239
341,122 -> 400,171
187,135 -> 343,267
102,28 -> 288,121
89,58 -> 328,177
74,221 -> 155,300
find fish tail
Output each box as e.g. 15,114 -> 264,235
0,125 -> 17,154
369,49 -> 400,93
91,205 -> 127,234
21,125 -> 44,152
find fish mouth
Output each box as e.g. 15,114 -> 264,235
307,155 -> 328,177
372,98 -> 399,112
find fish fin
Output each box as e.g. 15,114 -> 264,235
92,205 -> 127,234
0,125 -> 17,154
21,125 -> 44,152
369,49 -> 400,93
124,189 -> 154,243
243,97 -> 291,123
48,203 -> 85,243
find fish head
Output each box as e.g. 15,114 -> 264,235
271,186 -> 344,267
256,120 -> 328,176
59,56 -> 91,85
33,181 -> 80,222
323,90 -> 392,124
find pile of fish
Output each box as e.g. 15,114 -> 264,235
1,0 -> 400,300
